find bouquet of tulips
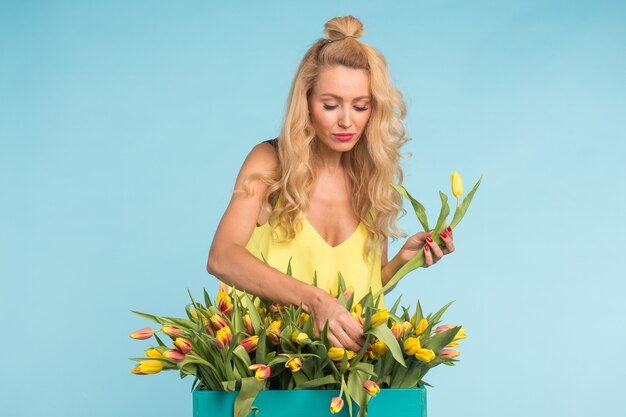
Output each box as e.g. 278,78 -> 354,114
129,172 -> 480,417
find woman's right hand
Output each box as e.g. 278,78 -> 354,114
307,288 -> 365,352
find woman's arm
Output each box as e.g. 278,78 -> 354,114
380,237 -> 408,287
207,143 -> 364,351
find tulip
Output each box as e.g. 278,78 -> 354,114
328,347 -> 356,361
401,321 -> 412,334
330,397 -> 344,414
243,314 -> 255,334
217,291 -> 233,316
391,322 -> 404,340
363,380 -> 380,397
351,304 -> 362,315
351,312 -> 364,326
297,312 -> 310,328
372,339 -> 388,357
145,348 -> 163,359
454,327 -> 467,341
163,349 -> 186,362
415,318 -> 428,336
210,314 -> 228,330
343,286 -> 354,300
132,359 -> 163,375
414,348 -> 436,363
173,337 -> 192,354
189,309 -> 209,326
215,326 -> 233,350
248,364 -> 271,380
269,304 -> 279,314
440,349 -> 460,358
240,335 -> 259,353
129,327 -> 154,340
404,337 -> 421,355
335,360 -> 350,369
285,356 -> 303,372
451,171 -> 463,207
446,340 -> 460,348
436,324 -> 454,333
161,325 -> 184,338
370,308 -> 389,327
291,331 -> 310,345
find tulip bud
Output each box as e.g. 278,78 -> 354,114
216,291 -> 233,316
454,327 -> 467,341
210,314 -> 228,330
351,312 -> 364,326
404,337 -> 421,355
215,326 -> 233,350
145,348 -> 163,358
297,312 -> 310,328
243,314 -> 255,334
414,348 -> 436,363
240,335 -> 259,353
440,348 -> 460,358
401,321 -> 412,334
370,308 -> 389,327
161,325 -> 184,338
173,337 -> 192,354
451,171 -> 463,207
248,364 -> 271,380
351,304 -> 362,315
436,324 -> 455,333
163,349 -> 186,362
285,356 -> 303,372
391,322 -> 404,340
269,304 -> 279,314
132,359 -> 163,375
446,340 -> 460,348
129,327 -> 154,340
330,397 -> 344,414
363,380 -> 380,397
291,331 -> 310,345
415,318 -> 428,336
328,347 -> 356,361
343,286 -> 354,300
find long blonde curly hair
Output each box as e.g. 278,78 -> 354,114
242,15 -> 409,260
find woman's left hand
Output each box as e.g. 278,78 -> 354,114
399,226 -> 455,268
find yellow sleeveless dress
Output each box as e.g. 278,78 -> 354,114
244,215 -> 386,308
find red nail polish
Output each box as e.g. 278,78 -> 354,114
424,245 -> 430,251
426,236 -> 433,243
447,226 -> 452,233
440,232 -> 448,239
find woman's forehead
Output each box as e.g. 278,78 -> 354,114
312,66 -> 370,98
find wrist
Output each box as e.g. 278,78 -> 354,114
301,285 -> 324,314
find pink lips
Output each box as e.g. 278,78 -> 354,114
333,133 -> 354,142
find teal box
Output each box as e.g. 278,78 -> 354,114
193,387 -> 427,417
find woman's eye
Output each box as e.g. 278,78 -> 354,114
355,106 -> 369,111
323,104 -> 338,110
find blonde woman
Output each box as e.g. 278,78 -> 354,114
207,16 -> 455,351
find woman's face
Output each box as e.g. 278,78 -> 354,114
307,65 -> 372,152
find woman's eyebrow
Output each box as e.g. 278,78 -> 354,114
319,93 -> 371,101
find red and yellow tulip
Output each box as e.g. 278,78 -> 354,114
129,327 -> 154,340
173,337 -> 192,354
363,380 -> 380,397
285,356 -> 303,372
330,397 -> 344,414
248,364 -> 271,380
240,335 -> 259,353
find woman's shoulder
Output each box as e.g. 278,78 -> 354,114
243,137 -> 279,172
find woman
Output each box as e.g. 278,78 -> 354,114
207,16 -> 455,351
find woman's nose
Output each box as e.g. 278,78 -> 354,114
338,109 -> 352,129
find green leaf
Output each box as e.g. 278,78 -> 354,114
242,292 -> 263,335
389,295 -> 402,316
233,377 -> 265,417
433,191 -> 450,236
391,183 -> 429,232
203,288 -> 213,308
256,329 -> 267,364
232,345 -> 252,368
286,256 -> 293,276
424,326 -> 461,354
153,333 -> 167,347
449,175 -> 482,229
367,325 -> 406,368
430,300 -> 455,326
295,374 -> 338,389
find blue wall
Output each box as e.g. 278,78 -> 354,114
2,1 -> 624,416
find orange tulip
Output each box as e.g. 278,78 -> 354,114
161,325 -> 184,338
363,380 -> 380,397
330,397 -> 344,414
248,364 -> 271,380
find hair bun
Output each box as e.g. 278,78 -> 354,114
323,15 -> 364,41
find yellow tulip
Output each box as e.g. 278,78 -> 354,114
297,312 -> 310,328
391,322 -> 404,340
291,331 -> 310,345
240,335 -> 259,353
285,356 -> 303,372
414,348 -> 436,363
415,318 -> 428,336
215,327 -> 233,350
451,171 -> 463,207
248,364 -> 271,380
454,327 -> 467,341
243,314 -> 254,335
404,337 -> 421,355
173,337 -> 193,354
328,347 -> 356,361
372,339 -> 388,357
370,308 -> 389,327
145,348 -> 163,359
216,291 -> 233,316
132,359 -> 163,375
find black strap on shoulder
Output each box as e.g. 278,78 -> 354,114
263,137 -> 278,152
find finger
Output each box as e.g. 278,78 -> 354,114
426,235 -> 444,259
439,229 -> 455,253
423,244 -> 433,267
336,327 -> 362,352
327,331 -> 343,349
343,317 -> 365,348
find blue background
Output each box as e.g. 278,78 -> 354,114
2,1 -> 625,416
